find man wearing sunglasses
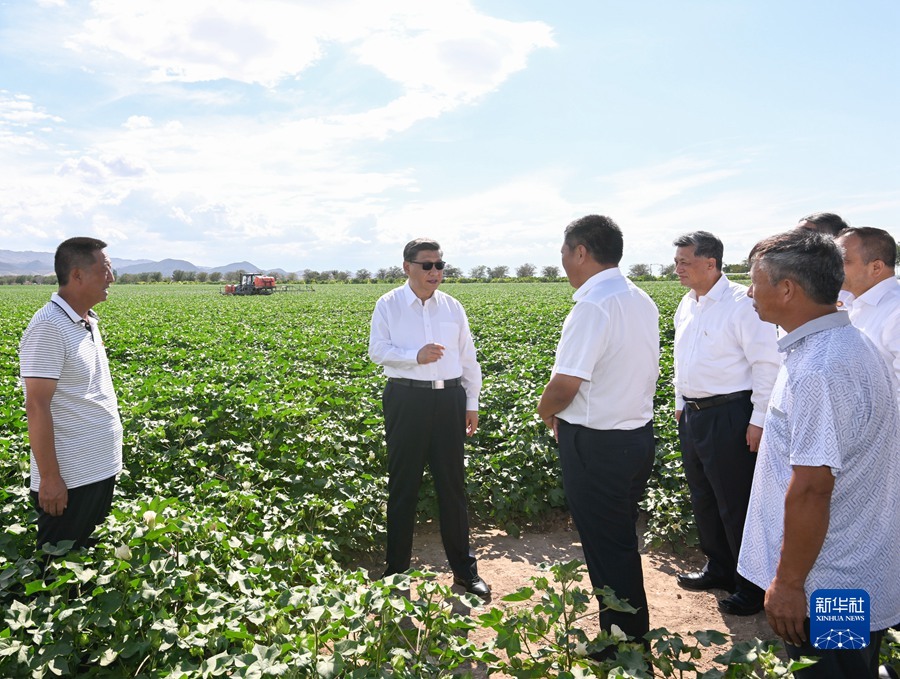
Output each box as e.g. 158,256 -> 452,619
368,238 -> 489,597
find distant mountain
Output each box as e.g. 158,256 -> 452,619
209,261 -> 259,274
0,249 -> 153,276
0,249 -> 283,277
117,259 -> 199,276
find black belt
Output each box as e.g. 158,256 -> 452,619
683,390 -> 751,411
388,377 -> 462,390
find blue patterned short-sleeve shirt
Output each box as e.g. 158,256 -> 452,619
738,312 -> 900,630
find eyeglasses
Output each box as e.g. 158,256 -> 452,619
407,260 -> 445,271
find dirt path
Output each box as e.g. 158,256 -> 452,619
361,515 -> 775,675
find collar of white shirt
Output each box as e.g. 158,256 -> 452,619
400,280 -> 440,307
572,267 -> 623,302
851,276 -> 900,310
688,272 -> 729,304
51,292 -> 99,324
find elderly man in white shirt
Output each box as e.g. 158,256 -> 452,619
538,215 -> 659,650
671,231 -> 781,617
368,238 -> 489,597
834,227 -> 900,405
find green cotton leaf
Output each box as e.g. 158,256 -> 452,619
41,540 -> 75,556
477,608 -> 504,626
48,656 -> 70,676
97,647 -> 119,666
304,606 -> 326,623
788,658 -> 820,671
25,579 -> 50,595
501,587 -> 534,602
692,629 -> 729,646
594,585 -> 638,614
223,628 -> 254,641
696,669 -> 725,679
316,656 -> 345,679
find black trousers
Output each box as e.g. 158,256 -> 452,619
557,419 -> 655,641
679,394 -> 761,597
31,475 -> 116,552
786,621 -> 884,678
382,382 -> 477,580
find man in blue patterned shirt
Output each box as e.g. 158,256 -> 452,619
738,229 -> 900,678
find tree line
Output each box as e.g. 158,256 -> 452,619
0,261 -> 753,286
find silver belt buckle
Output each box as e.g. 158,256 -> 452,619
432,380 -> 445,389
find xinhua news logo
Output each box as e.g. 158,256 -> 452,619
809,589 -> 870,650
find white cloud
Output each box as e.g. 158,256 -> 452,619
0,92 -> 64,127
68,0 -> 554,97
124,115 -> 153,130
57,154 -> 151,184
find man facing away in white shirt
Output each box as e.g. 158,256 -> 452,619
834,226 -> 900,407
538,214 -> 659,653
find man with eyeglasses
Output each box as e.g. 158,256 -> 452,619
368,238 -> 489,597
19,237 -> 122,557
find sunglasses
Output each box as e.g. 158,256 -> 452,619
407,260 -> 445,271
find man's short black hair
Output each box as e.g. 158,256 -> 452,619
55,237 -> 107,285
799,212 -> 849,238
403,238 -> 441,262
837,226 -> 897,268
563,215 -> 623,265
672,231 -> 724,271
750,230 -> 843,305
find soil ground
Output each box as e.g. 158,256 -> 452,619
359,513 -> 776,676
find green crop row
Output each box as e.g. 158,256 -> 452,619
5,283 -> 878,677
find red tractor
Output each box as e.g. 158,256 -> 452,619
223,273 -> 277,295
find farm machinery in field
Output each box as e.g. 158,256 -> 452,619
223,273 -> 277,295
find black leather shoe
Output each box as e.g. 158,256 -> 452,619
718,591 -> 764,616
676,571 -> 734,592
453,575 -> 491,597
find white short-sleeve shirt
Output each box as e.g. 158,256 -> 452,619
20,293 -> 123,491
553,268 -> 659,430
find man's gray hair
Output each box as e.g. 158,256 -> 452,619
749,230 -> 843,305
672,231 -> 723,270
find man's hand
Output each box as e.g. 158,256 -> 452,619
537,373 -> 583,440
674,409 -> 682,421
39,473 -> 68,517
465,411 -> 479,436
764,577 -> 808,646
416,343 -> 445,364
746,424 -> 763,452
541,414 -> 559,441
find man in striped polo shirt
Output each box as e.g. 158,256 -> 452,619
20,237 -> 123,554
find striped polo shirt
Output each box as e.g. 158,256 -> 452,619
20,293 -> 123,491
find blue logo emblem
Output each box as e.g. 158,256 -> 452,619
809,589 -> 870,650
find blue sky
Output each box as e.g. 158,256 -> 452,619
1,0 -> 898,274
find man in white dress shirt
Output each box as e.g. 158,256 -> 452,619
671,231 -> 780,616
538,215 -> 659,647
739,229 -> 900,678
368,238 -> 489,597
834,227 -> 900,404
